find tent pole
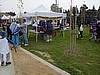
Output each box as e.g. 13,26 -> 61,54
36,16 -> 38,42
63,19 -> 65,37
62,9 -> 65,37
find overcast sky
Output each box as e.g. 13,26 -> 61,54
0,0 -> 100,13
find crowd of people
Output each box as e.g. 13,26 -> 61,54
77,22 -> 100,42
0,18 -> 100,66
1,19 -> 29,47
0,19 -> 55,66
0,19 -> 29,66
32,20 -> 60,42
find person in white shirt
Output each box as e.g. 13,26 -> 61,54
0,31 -> 16,66
78,23 -> 84,39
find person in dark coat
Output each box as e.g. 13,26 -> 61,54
6,20 -> 12,40
96,23 -> 100,42
46,20 -> 53,42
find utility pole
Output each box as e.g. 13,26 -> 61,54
17,0 -> 24,24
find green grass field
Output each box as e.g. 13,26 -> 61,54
22,26 -> 100,75
21,26 -> 100,75
1,26 -> 99,75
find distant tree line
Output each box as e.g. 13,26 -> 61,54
6,12 -> 16,16
50,4 -> 100,24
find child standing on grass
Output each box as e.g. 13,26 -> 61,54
0,31 -> 16,66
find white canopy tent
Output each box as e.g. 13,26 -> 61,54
22,5 -> 65,42
7,15 -> 18,19
1,15 -> 9,20
22,5 -> 64,20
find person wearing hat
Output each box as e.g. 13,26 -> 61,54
0,31 -> 16,66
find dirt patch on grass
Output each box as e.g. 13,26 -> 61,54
35,51 -> 51,58
64,50 -> 81,55
35,51 -> 55,63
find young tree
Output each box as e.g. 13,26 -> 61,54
92,5 -> 96,10
97,6 -> 100,20
80,4 -> 88,24
50,4 -> 62,13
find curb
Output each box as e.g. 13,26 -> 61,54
19,47 -> 70,75
10,52 -> 16,75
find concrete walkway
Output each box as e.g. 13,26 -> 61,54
0,53 -> 15,75
0,47 -> 70,75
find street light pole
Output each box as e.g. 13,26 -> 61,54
17,0 -> 24,24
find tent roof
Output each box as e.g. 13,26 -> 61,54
1,15 -> 9,20
22,5 -> 64,19
31,4 -> 52,13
